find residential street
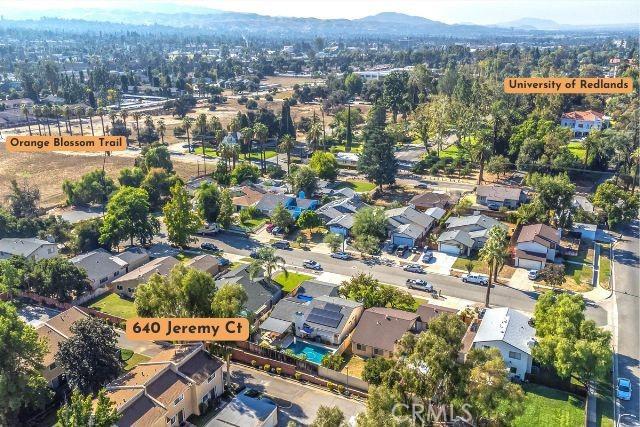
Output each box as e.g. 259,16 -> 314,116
230,364 -> 365,426
198,232 -> 609,325
613,220 -> 640,426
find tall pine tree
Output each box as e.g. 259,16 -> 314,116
357,104 -> 398,191
279,100 -> 295,138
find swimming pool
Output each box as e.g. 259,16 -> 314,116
286,340 -> 333,364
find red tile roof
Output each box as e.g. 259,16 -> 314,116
561,110 -> 605,121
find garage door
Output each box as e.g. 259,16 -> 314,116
515,258 -> 543,270
392,235 -> 415,247
439,243 -> 462,255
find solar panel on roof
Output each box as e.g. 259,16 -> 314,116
323,303 -> 342,313
306,307 -> 343,328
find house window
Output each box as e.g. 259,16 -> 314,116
174,393 -> 184,406
508,351 -> 521,360
128,288 -> 134,293
99,277 -> 108,284
510,367 -> 517,374
483,345 -> 490,350
167,415 -> 177,425
49,362 -> 56,370
373,348 -> 383,356
114,271 -> 120,277
48,248 -> 54,254
207,372 -> 216,383
356,343 -> 365,351
116,285 -> 123,290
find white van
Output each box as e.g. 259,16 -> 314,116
461,273 -> 489,285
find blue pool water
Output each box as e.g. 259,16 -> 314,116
286,341 -> 332,364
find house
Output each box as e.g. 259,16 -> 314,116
255,194 -> 318,219
184,254 -> 220,276
409,192 -> 452,211
385,206 -> 435,247
351,308 -> 419,358
212,388 -> 278,427
560,110 -> 609,137
0,237 -> 58,261
476,185 -> 527,209
514,224 -> 561,270
438,214 -> 508,255
572,195 -> 594,213
317,195 -> 368,236
110,256 -> 180,298
424,207 -> 446,221
115,246 -> 150,270
472,307 -> 536,380
230,185 -> 266,211
216,264 -> 282,316
294,296 -> 364,345
571,222 -> 598,241
2,97 -> 34,110
335,152 -> 359,167
414,303 -> 458,332
35,307 -> 90,388
71,249 -> 130,290
103,344 -> 224,427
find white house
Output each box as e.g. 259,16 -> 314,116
514,224 -> 561,270
560,110 -> 609,138
0,237 -> 58,261
385,206 -> 435,247
70,249 -> 130,291
438,214 -> 507,255
472,307 -> 536,380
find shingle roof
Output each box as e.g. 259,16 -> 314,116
437,230 -> 475,247
517,224 -> 560,247
36,307 -> 90,368
255,194 -> 291,212
395,223 -> 425,239
415,303 -> 458,323
304,296 -> 362,334
71,249 -> 128,281
213,390 -> 277,426
473,307 -> 536,355
177,350 -> 224,384
184,254 -> 219,272
112,256 -> 180,285
409,192 -> 452,209
385,206 -> 434,230
445,214 -> 507,231
217,264 -> 281,313
0,237 -> 55,257
476,185 -> 524,202
352,307 -> 418,352
116,394 -> 165,427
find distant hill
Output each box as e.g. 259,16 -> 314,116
495,17 -> 563,31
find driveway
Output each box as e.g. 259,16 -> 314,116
508,268 -> 536,292
18,304 -> 61,327
421,251 -> 457,275
231,365 -> 365,426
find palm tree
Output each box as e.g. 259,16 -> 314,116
252,123 -> 269,174
33,105 -> 42,135
157,119 -> 166,144
53,105 -> 63,136
182,116 -> 194,153
195,113 -> 208,173
21,104 -> 32,135
86,107 -> 95,136
108,109 -> 117,126
132,111 -> 142,145
278,134 -> 295,175
63,106 -> 73,135
97,107 -> 106,135
248,247 -> 287,280
218,142 -> 233,172
240,126 -> 253,159
306,121 -> 322,152
230,143 -> 240,170
75,106 -> 85,136
478,226 -> 509,307
120,110 -> 129,134
42,105 -> 52,135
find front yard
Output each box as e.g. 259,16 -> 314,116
452,253 -> 516,280
120,349 -> 150,371
513,383 -> 584,427
273,271 -> 313,293
563,262 -> 594,292
336,179 -> 376,193
85,292 -> 137,319
598,243 -> 612,289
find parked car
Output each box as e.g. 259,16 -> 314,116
197,223 -> 221,236
216,257 -> 230,267
487,203 -> 501,211
331,252 -> 352,260
383,241 -> 397,254
396,245 -> 408,257
415,183 -> 430,189
249,248 -> 260,258
266,223 -> 275,233
303,260 -> 322,270
528,269 -> 539,280
403,264 -> 425,273
200,242 -> 219,252
411,246 -> 422,254
422,249 -> 434,262
406,279 -> 434,292
462,273 -> 489,285
271,226 -> 283,235
271,240 -> 291,249
617,377 -> 632,401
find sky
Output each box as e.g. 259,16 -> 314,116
0,0 -> 638,25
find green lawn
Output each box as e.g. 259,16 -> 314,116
599,244 -> 612,288
330,143 -> 362,153
120,349 -> 150,371
241,217 -> 268,231
568,141 -> 587,163
86,292 -> 137,319
273,271 -> 313,292
202,148 -> 277,161
336,180 -> 376,193
439,144 -> 460,159
564,262 -> 594,290
595,376 -> 614,427
409,297 -> 429,312
514,383 -> 585,427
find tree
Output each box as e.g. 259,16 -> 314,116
593,182 -> 640,229
62,170 -> 116,207
271,202 -> 295,231
56,317 -> 122,394
163,183 -> 202,247
323,232 -> 344,253
100,187 -> 159,247
311,406 -> 345,427
217,190 -> 234,229
352,234 -> 380,256
344,72 -> 364,96
196,182 -> 221,223
248,246 -> 287,279
56,388 -> 119,427
306,120 -> 323,152
135,264 -> 217,317
320,353 -> 344,370
183,116 -> 194,153
0,301 -> 51,425
6,179 -> 40,219
361,357 -> 394,386
382,71 -> 408,123
478,226 -> 508,307
73,218 -> 107,253
528,173 -> 576,228
539,263 -> 565,289
309,151 -> 339,180
231,163 -> 260,185
253,122 -> 269,173
533,292 -> 612,388
278,134 -> 295,174
290,166 -> 318,197
0,260 -> 21,300
486,154 -> 511,179
358,105 -> 398,190
356,385 -> 407,427
139,144 -> 173,173
296,210 -> 321,231
26,257 -> 88,302
339,273 -> 414,310
118,167 -> 145,187
464,348 -> 525,425
351,206 -> 387,242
